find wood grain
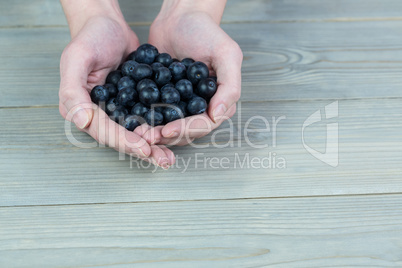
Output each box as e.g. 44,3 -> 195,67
2,21 -> 402,107
1,99 -> 401,206
2,0 -> 402,27
1,194 -> 402,267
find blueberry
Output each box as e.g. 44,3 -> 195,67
187,96 -> 207,115
106,70 -> 122,86
181,58 -> 195,69
139,86 -> 160,107
151,62 -> 164,74
155,53 -> 173,67
131,102 -> 149,117
178,101 -> 188,117
144,109 -> 164,126
163,105 -> 184,123
154,67 -> 172,86
117,76 -> 136,91
187,61 -> 209,85
161,83 -> 175,92
135,43 -> 159,64
109,106 -> 128,123
161,87 -> 180,105
209,76 -> 217,82
136,78 -> 157,93
175,79 -> 193,101
168,62 -> 187,82
104,83 -> 118,98
117,87 -> 138,108
132,63 -> 153,82
126,50 -> 136,61
121,60 -> 139,77
106,98 -> 119,115
123,114 -> 143,131
90,85 -> 110,104
153,106 -> 164,114
196,78 -> 217,100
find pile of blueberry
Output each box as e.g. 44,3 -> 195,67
90,43 -> 217,131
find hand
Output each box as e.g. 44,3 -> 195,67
140,1 -> 243,147
58,5 -> 175,168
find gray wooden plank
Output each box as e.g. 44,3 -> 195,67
2,21 -> 402,107
1,194 -> 402,267
1,99 -> 401,206
2,0 -> 402,27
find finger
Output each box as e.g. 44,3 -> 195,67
142,126 -> 164,145
59,44 -> 95,130
209,44 -> 243,123
159,145 -> 176,166
149,145 -> 172,169
161,104 -> 237,140
158,136 -> 195,147
76,106 -> 152,158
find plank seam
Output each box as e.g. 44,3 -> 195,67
2,192 -> 402,208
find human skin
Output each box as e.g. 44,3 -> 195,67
137,0 -> 243,147
59,0 -> 174,169
58,0 -> 243,167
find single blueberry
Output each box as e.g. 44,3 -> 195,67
106,98 -> 119,115
175,79 -> 193,101
117,87 -> 138,108
90,85 -> 110,104
123,114 -> 143,131
126,50 -> 136,61
181,58 -> 195,69
104,83 -> 118,98
196,78 -> 217,100
161,83 -> 175,92
136,78 -> 157,93
131,102 -> 149,117
150,105 -> 165,114
109,106 -> 128,123
154,67 -> 172,86
139,86 -> 160,107
178,101 -> 188,117
151,62 -> 164,74
144,109 -> 164,126
106,70 -> 122,86
161,87 -> 180,105
132,63 -> 153,82
163,105 -> 184,123
135,43 -> 159,64
187,96 -> 207,115
168,62 -> 187,82
155,53 -> 173,67
121,60 -> 139,77
187,61 -> 209,85
117,76 -> 136,91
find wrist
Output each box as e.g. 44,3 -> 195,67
60,0 -> 128,38
157,0 -> 227,25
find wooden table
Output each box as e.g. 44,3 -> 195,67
1,0 -> 402,267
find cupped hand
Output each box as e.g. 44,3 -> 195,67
143,10 -> 243,146
59,16 -> 174,168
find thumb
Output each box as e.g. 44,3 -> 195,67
59,44 -> 94,129
209,43 -> 243,123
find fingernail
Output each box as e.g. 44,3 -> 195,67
161,162 -> 170,170
138,148 -> 148,157
166,131 -> 179,138
74,109 -> 89,129
213,104 -> 227,123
